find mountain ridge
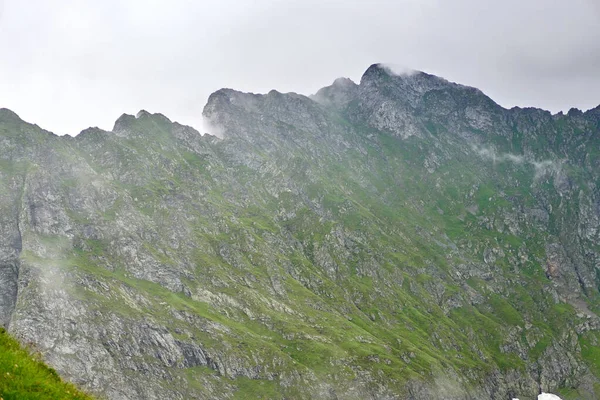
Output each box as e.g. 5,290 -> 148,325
3,63 -> 600,139
0,64 -> 599,399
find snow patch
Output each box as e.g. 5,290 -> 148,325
513,393 -> 563,400
538,394 -> 563,400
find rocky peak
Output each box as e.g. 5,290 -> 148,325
359,63 -> 440,92
0,108 -> 22,123
584,104 -> 600,125
332,77 -> 356,87
135,109 -> 152,119
359,63 -> 492,109
203,87 -> 332,144
112,113 -> 136,136
74,127 -> 110,143
310,77 -> 358,109
347,63 -> 507,139
135,109 -> 172,124
568,107 -> 583,117
202,89 -> 264,141
111,110 -> 175,139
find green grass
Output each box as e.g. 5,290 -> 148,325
0,328 -> 94,400
579,333 -> 600,377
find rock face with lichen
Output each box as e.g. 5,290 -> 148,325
0,64 -> 600,399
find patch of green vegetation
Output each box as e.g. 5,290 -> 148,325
579,332 -> 600,377
0,328 -> 94,400
557,387 -> 595,400
488,294 -> 524,326
233,377 -> 285,400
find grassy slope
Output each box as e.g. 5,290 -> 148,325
0,328 -> 94,400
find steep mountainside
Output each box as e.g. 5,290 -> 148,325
0,64 -> 599,399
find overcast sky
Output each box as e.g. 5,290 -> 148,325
1,0 -> 599,136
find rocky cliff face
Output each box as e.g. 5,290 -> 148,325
0,64 -> 599,399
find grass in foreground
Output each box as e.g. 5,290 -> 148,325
0,328 -> 94,400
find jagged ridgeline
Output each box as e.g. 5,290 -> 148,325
0,63 -> 599,399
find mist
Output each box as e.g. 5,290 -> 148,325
471,145 -> 563,180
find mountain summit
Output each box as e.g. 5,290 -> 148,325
0,64 -> 599,399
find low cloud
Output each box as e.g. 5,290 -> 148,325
473,146 -> 526,164
380,63 -> 418,77
472,145 -> 563,179
201,117 -> 224,139
530,159 -> 562,180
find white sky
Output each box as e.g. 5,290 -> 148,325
1,0 -> 599,135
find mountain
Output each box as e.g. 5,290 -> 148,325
0,63 -> 599,399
